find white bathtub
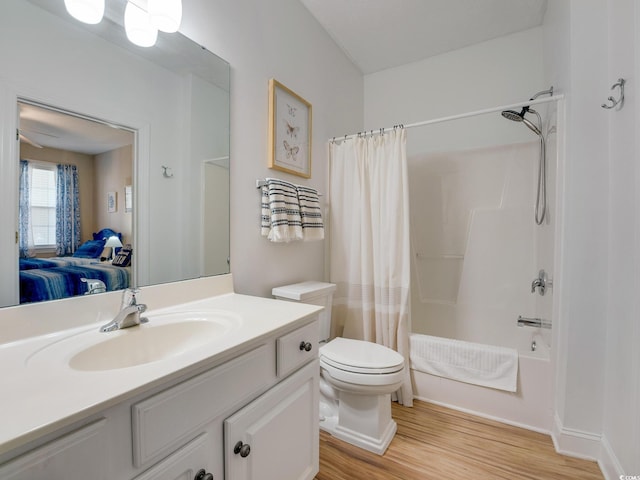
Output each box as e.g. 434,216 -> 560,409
410,332 -> 553,433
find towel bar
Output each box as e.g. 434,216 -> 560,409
256,179 -> 323,196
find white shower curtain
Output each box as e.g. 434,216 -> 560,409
329,128 -> 413,406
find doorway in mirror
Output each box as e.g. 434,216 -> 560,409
15,101 -> 135,305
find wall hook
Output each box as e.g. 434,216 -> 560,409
601,78 -> 625,110
161,165 -> 174,178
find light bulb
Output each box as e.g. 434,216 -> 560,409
148,0 -> 182,33
64,0 -> 105,25
124,1 -> 158,48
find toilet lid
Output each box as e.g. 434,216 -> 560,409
320,337 -> 404,374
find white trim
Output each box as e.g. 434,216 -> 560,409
598,435 -> 625,480
551,413 -> 601,461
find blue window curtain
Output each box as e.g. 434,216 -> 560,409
18,160 -> 34,258
55,164 -> 81,256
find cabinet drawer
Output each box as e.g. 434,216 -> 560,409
132,344 -> 273,468
132,433 -> 211,480
277,320 -> 318,378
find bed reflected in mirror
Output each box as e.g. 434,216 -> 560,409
18,102 -> 134,304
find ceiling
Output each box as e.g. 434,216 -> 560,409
299,0 -> 548,74
19,103 -> 133,156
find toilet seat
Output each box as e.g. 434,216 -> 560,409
319,337 -> 404,374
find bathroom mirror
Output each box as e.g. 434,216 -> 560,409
0,0 -> 230,307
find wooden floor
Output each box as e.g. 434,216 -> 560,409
315,400 -> 603,480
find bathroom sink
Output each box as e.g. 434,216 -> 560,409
26,310 -> 242,371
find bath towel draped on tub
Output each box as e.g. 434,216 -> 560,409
409,333 -> 519,392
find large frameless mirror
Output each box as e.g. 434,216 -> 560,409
0,0 -> 230,307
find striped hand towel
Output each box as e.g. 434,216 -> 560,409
261,178 -> 303,242
297,185 -> 324,241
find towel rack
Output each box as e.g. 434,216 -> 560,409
256,179 -> 323,196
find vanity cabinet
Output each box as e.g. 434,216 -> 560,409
0,316 -> 319,480
225,360 -> 319,480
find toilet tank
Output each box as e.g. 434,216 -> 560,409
272,281 -> 336,342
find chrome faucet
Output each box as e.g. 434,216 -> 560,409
99,288 -> 148,332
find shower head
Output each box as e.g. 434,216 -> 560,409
501,109 -> 526,122
501,108 -> 542,136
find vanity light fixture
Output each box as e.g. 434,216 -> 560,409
64,0 -> 105,25
148,0 -> 182,33
124,1 -> 158,48
64,0 -> 183,48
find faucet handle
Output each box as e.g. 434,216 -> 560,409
121,288 -> 140,307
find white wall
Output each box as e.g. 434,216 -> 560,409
544,0 -> 640,476
180,0 -> 363,298
364,27 -> 545,151
601,0 -> 640,476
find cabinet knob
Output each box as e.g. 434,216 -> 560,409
299,341 -> 312,352
233,440 -> 251,458
194,469 -> 213,480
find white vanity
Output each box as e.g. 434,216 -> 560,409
0,275 -> 322,480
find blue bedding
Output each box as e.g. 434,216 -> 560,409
20,263 -> 130,304
19,257 -> 99,270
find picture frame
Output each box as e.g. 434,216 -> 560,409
124,185 -> 132,213
107,191 -> 117,213
268,78 -> 312,178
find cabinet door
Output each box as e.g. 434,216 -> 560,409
133,433 -> 212,480
225,360 -> 319,480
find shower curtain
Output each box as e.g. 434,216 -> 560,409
329,128 -> 413,406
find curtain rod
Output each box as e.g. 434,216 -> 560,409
330,94 -> 564,143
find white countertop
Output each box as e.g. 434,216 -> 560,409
0,290 -> 322,457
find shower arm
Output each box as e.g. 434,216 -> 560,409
529,86 -> 554,101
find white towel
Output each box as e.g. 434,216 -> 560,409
297,186 -> 324,241
410,333 -> 519,392
261,178 -> 303,243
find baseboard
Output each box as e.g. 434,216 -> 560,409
551,413 -> 601,461
413,395 -> 551,436
598,435 -> 625,480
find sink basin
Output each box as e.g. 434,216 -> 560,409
26,310 -> 242,371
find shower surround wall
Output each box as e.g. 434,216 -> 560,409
409,139 -> 553,357
407,102 -> 558,431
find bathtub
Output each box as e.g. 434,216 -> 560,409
410,332 -> 553,433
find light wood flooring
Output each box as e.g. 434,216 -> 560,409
315,400 -> 603,480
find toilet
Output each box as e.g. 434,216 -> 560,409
272,281 -> 405,455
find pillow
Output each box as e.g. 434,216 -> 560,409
73,239 -> 106,258
93,228 -> 121,242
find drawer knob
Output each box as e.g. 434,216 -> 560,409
234,441 -> 251,458
299,341 -> 312,352
194,469 -> 213,480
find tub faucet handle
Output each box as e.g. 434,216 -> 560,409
531,270 -> 552,296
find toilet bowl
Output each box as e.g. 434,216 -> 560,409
272,281 -> 405,455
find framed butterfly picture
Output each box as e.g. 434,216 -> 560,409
268,78 -> 312,178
